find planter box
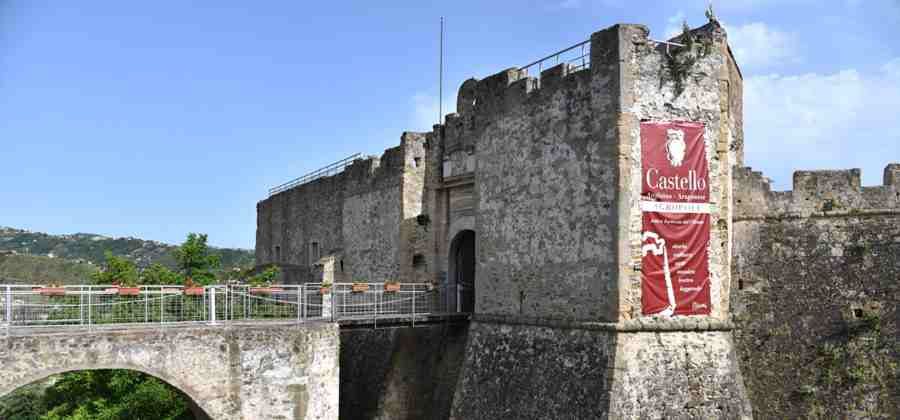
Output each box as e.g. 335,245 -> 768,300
351,283 -> 369,293
383,283 -> 401,293
250,287 -> 284,295
38,287 -> 66,296
320,286 -> 331,295
183,287 -> 205,296
117,287 -> 141,296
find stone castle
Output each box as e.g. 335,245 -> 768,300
256,19 -> 898,420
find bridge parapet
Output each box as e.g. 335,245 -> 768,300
0,282 -> 459,332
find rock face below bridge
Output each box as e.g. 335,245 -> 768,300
0,322 -> 339,420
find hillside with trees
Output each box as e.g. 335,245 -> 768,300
0,227 -> 253,284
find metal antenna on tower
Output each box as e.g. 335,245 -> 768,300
439,16 -> 444,126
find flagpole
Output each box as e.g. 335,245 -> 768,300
439,16 -> 444,126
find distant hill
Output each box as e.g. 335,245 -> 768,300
0,227 -> 254,284
0,253 -> 98,284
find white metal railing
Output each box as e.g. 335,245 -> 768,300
519,39 -> 590,88
0,282 -> 458,331
268,153 -> 362,196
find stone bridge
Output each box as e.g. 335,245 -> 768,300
0,322 -> 339,419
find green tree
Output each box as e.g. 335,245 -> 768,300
248,265 -> 280,287
172,234 -> 220,286
90,252 -> 139,286
0,381 -> 48,420
38,370 -> 194,420
140,263 -> 182,285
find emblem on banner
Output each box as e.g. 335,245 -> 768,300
665,128 -> 686,167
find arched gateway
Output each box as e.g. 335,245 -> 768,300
0,323 -> 338,419
449,229 -> 476,312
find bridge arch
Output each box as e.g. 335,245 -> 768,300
2,365 -> 212,420
0,323 -> 339,420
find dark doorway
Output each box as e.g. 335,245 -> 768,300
449,230 -> 476,312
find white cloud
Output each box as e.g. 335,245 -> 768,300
744,59 -> 900,189
410,92 -> 455,132
725,22 -> 797,70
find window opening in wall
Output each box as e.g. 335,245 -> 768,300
853,308 -> 864,318
414,157 -> 421,167
275,246 -> 281,263
412,254 -> 425,268
738,278 -> 743,290
340,259 -> 344,272
309,242 -> 320,265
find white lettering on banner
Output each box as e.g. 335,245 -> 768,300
645,168 -> 707,191
640,201 -> 711,214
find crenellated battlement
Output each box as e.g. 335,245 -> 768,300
735,164 -> 900,219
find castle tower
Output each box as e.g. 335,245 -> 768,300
424,22 -> 752,418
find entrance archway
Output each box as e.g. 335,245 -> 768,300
449,229 -> 476,312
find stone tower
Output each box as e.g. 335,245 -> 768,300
423,22 -> 752,418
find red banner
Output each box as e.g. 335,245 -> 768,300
640,121 -> 711,316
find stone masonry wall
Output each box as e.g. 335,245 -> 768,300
342,148 -> 404,283
437,38 -> 620,320
339,322 -> 469,420
0,323 -> 339,420
450,320 -> 616,419
256,175 -> 345,283
732,164 -> 900,419
256,133 -> 428,284
441,22 -> 752,420
398,133 -> 430,283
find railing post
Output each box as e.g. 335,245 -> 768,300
79,286 -> 84,325
331,288 -> 336,322
296,285 -> 301,323
87,287 -> 92,329
301,285 -> 307,321
144,288 -> 149,323
209,287 -> 217,324
4,285 -> 11,327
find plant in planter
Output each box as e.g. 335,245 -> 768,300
38,283 -> 67,296
383,281 -> 401,293
182,277 -> 205,296
249,265 -> 282,294
351,282 -> 369,293
320,282 -> 332,295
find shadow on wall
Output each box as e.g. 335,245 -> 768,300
339,322 -> 470,420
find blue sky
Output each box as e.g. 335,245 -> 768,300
2,1 -> 899,249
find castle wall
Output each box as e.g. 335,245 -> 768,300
255,133 -> 427,284
732,164 -> 899,418
339,322 -> 469,420
342,151 -> 403,283
398,133 -> 430,283
255,175 -> 346,283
